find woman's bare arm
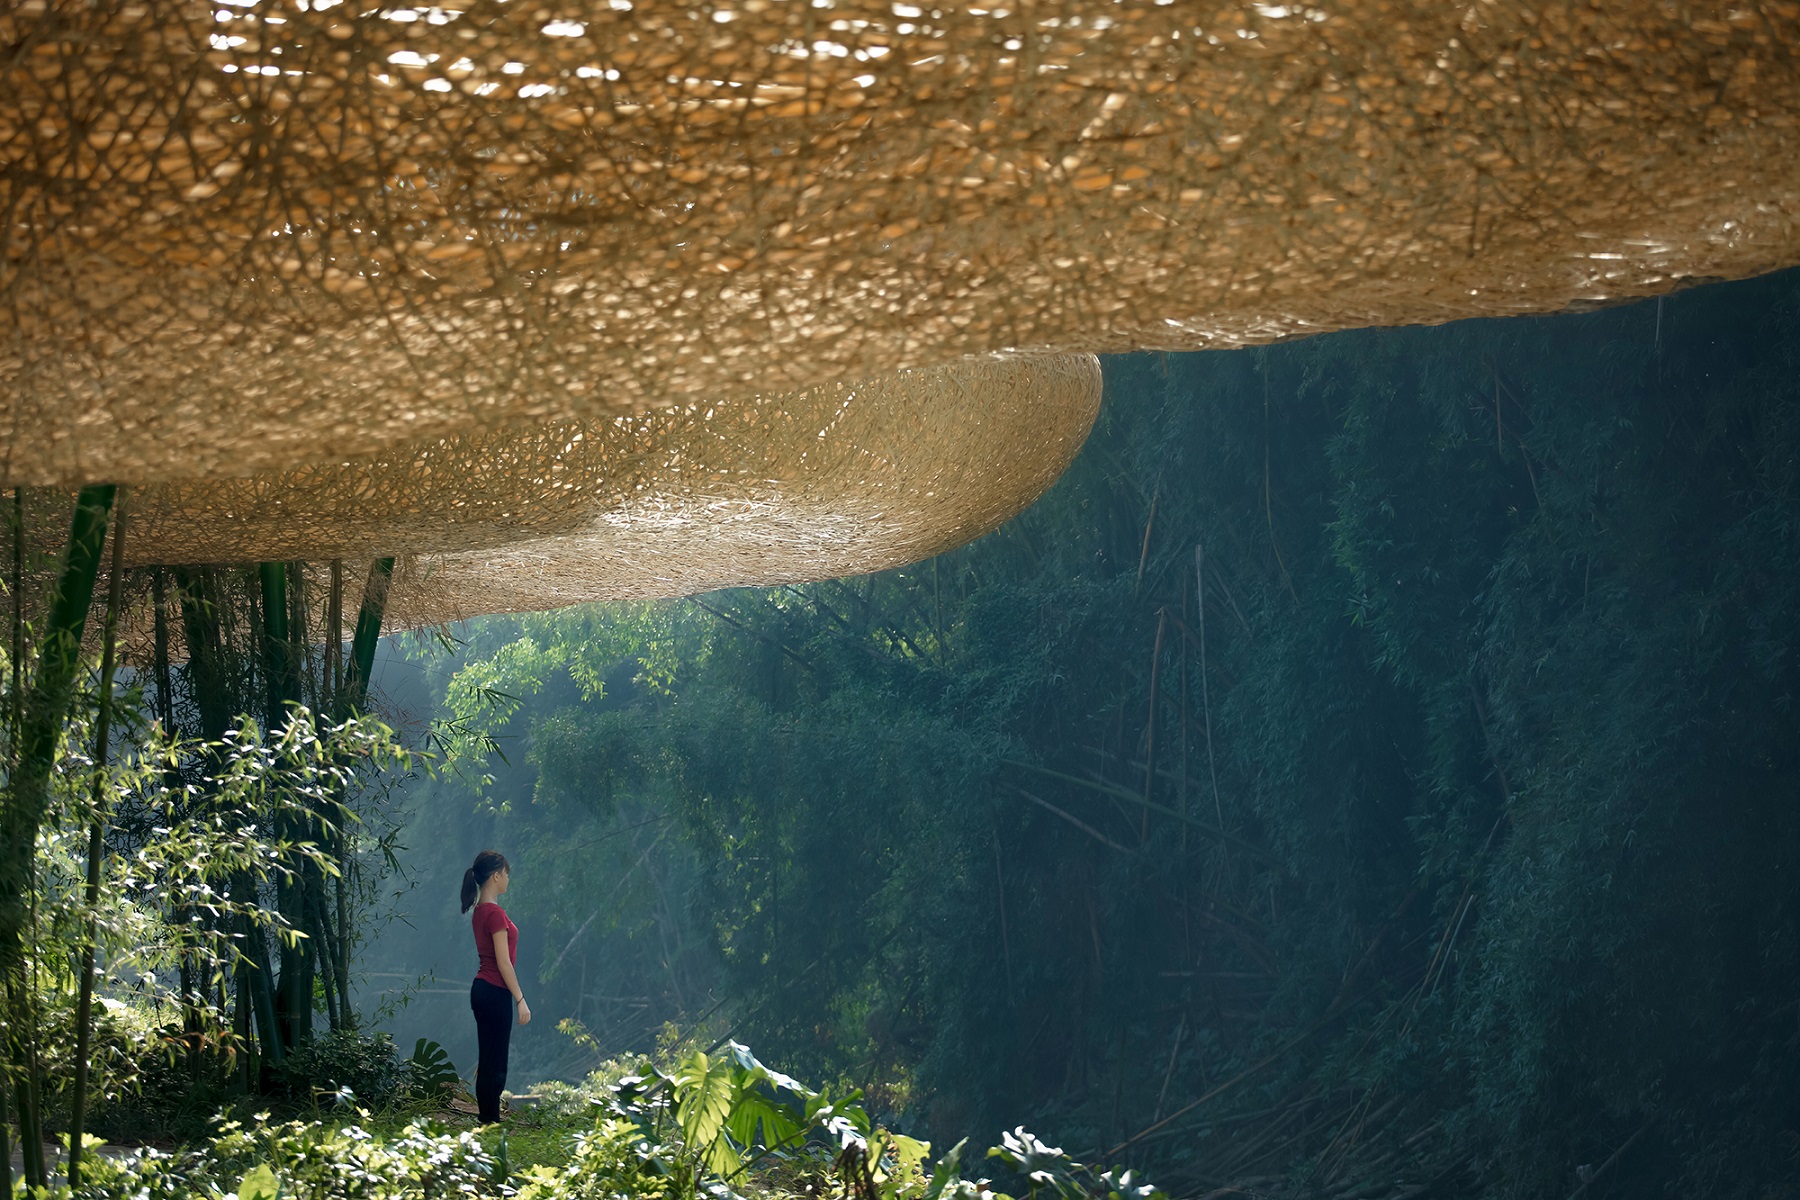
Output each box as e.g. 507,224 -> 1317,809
492,929 -> 532,1025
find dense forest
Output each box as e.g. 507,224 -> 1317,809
371,270 -> 1800,1198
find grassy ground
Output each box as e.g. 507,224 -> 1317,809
481,1102 -> 585,1174
85,1072 -> 594,1175
356,1093 -> 589,1175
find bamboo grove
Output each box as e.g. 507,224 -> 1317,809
401,270 -> 1800,1199
0,493 -> 413,1194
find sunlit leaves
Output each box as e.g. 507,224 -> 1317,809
673,1049 -> 740,1174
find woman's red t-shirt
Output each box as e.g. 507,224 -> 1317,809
472,902 -> 518,990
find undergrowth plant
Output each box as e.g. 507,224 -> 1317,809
56,1044 -> 1163,1200
509,1043 -> 1159,1200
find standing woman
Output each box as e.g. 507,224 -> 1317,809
461,850 -> 531,1124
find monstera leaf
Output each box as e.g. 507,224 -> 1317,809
673,1049 -> 742,1175
408,1038 -> 459,1099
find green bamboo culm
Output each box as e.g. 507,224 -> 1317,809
1,488 -> 19,1200
318,557 -> 394,1035
173,568 -> 231,742
0,484 -> 114,1191
236,884 -> 286,1073
260,561 -> 313,1048
340,557 -> 394,718
259,562 -> 296,731
66,493 -> 127,1188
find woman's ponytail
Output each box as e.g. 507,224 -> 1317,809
460,849 -> 510,914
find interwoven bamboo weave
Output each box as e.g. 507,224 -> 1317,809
121,353 -> 1100,614
385,352 -> 1100,616
5,1 -> 1799,488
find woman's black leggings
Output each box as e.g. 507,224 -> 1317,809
470,978 -> 513,1123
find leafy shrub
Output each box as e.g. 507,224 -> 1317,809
66,1115 -> 497,1200
275,1030 -> 408,1109
82,1027 -> 249,1146
512,1115 -> 679,1200
68,1045 -> 1160,1200
518,1044 -> 1163,1200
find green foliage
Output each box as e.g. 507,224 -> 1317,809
421,271 -> 1800,1197
672,1048 -> 743,1176
237,1162 -> 280,1200
276,1031 -> 409,1109
1,701 -> 424,1153
664,1041 -> 858,1179
25,714 -> 388,1043
64,1046 -> 1155,1200
60,1114 -> 498,1199
407,1038 -> 459,1100
986,1130 -> 1158,1200
512,1115 -> 676,1200
511,1048 -> 1158,1200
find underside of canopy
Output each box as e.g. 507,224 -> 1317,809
123,354 -> 1102,614
4,1 -> 1798,487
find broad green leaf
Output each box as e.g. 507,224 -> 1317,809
724,1040 -> 814,1098
674,1050 -> 740,1174
236,1163 -> 279,1200
923,1138 -> 968,1200
890,1134 -> 932,1183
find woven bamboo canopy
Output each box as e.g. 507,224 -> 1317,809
5,0 -> 1799,490
123,353 -> 1101,617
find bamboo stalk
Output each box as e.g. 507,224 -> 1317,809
260,562 -> 317,1048
258,563 -> 295,730
1004,784 -> 1132,853
1195,545 -> 1224,830
335,846 -> 352,1028
179,945 -> 200,1082
1141,609 -> 1166,842
1135,482 -> 1159,596
238,881 -> 285,1069
999,759 -> 1276,863
1108,995 -> 1359,1157
1153,1013 -> 1185,1121
1563,1122 -> 1648,1200
1,485 -> 114,1190
2,487 -> 19,1200
312,893 -> 341,1032
149,571 -> 174,732
1179,571 -> 1191,870
0,1003 -> 9,1200
1314,1093 -> 1402,1185
688,596 -> 816,675
1210,1094 -> 1316,1177
325,559 -> 353,1025
288,562 -> 312,714
1260,357 -> 1299,604
233,961 -> 250,1091
326,561 -> 343,709
341,558 -> 394,717
67,492 -> 127,1187
174,569 -> 231,742
992,824 -> 1015,1007
4,975 -> 42,1190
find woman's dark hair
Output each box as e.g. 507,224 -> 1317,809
460,850 -> 509,914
